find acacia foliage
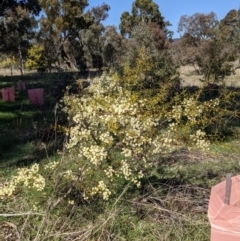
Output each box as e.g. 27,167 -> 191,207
25,43 -> 48,71
57,48 -> 220,201
0,56 -> 17,74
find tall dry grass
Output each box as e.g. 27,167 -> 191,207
179,64 -> 240,88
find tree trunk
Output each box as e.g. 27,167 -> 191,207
58,38 -> 78,71
18,44 -> 24,75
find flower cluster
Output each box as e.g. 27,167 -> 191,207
0,164 -> 45,199
0,181 -> 15,198
44,161 -> 59,170
190,130 -> 210,150
81,145 -> 107,166
104,166 -> 116,180
169,97 -> 220,127
120,161 -> 132,179
90,181 -> 111,200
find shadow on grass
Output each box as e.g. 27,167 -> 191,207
0,72 -> 71,170
0,133 -> 64,169
137,148 -> 240,195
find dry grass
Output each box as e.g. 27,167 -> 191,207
179,65 -> 204,87
0,68 -> 37,76
0,135 -> 239,240
224,69 -> 240,87
179,64 -> 240,88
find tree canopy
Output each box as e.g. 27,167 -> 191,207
39,0 -> 110,70
0,1 -> 39,74
0,0 -> 239,76
0,0 -> 41,16
178,12 -> 218,41
119,0 -> 165,37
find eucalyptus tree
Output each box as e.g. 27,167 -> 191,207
219,9 -> 240,61
177,12 -> 236,82
39,0 -> 91,70
0,0 -> 41,17
40,0 -> 110,71
0,0 -> 40,75
102,25 -> 128,68
119,0 -> 172,58
119,0 -> 165,37
118,0 -> 174,79
176,12 -> 219,74
80,3 -> 110,69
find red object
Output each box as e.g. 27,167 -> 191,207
17,81 -> 26,91
208,175 -> 240,241
28,88 -> 44,106
2,87 -> 15,102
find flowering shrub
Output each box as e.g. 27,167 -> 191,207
0,48 -> 228,202
57,48 -> 219,201
167,95 -> 221,144
25,44 -> 48,71
0,56 -> 16,68
0,56 -> 17,76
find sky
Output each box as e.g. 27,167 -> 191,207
88,0 -> 240,38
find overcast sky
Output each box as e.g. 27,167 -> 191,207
88,0 -> 240,38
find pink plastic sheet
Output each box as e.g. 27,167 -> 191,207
1,87 -> 15,102
17,81 -> 26,91
28,88 -> 44,106
208,175 -> 240,241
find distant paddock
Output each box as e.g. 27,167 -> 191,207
1,65 -> 240,88
179,64 -> 240,88
0,68 -> 36,76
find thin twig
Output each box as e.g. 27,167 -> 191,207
19,214 -> 30,239
0,212 -> 44,217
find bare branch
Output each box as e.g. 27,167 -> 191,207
0,212 -> 44,217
